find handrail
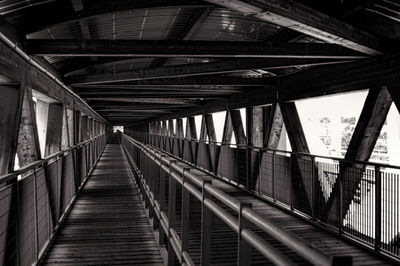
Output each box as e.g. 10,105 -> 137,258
145,133 -> 400,170
0,134 -> 106,185
123,133 -> 344,266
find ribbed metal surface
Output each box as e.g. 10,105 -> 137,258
0,0 -> 56,15
191,8 -> 280,41
71,58 -> 155,76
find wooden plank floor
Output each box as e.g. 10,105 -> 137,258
39,144 -> 163,265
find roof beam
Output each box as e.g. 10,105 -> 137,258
86,98 -> 200,105
74,77 -> 270,87
148,7 -> 213,68
204,0 -> 382,54
81,93 -> 230,98
66,58 -> 350,86
27,39 -> 366,59
75,87 -> 243,93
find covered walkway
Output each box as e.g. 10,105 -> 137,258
39,144 -> 163,265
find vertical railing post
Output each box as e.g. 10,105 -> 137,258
181,168 -> 191,262
338,165 -> 344,233
311,156 -> 316,220
246,147 -> 250,189
159,156 -> 166,247
15,180 -> 21,266
238,202 -> 252,266
33,168 -> 39,261
167,160 -> 177,265
59,155 -> 65,218
290,153 -> 294,211
272,150 -> 275,201
375,166 -> 381,250
201,179 -> 212,266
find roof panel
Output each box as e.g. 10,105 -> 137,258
191,8 -> 280,41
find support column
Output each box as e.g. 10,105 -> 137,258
251,107 -> 264,148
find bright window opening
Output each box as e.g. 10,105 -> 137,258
113,126 -> 124,133
296,91 -> 368,158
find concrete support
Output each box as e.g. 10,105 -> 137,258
61,107 -> 70,150
17,83 -> 41,165
66,108 -> 74,145
251,107 -> 263,147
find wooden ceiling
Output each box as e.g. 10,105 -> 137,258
1,0 -> 399,125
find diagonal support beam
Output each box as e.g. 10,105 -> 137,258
279,101 -> 313,213
230,109 -> 246,145
325,87 -> 392,222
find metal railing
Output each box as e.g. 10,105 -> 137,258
0,134 -> 107,266
133,132 -> 400,262
122,133 -> 352,265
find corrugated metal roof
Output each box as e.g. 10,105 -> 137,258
0,0 -> 56,15
191,8 -> 280,41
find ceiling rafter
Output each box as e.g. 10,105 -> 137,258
27,39 -> 366,59
66,58 -> 351,86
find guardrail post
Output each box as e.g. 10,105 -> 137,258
311,156 -> 316,220
181,168 -> 191,262
374,166 -> 381,250
167,160 -> 177,265
201,179 -> 212,266
338,168 -> 344,233
290,153 -> 294,211
272,150 -> 275,201
238,202 -> 252,266
159,156 -> 166,247
33,167 -> 39,261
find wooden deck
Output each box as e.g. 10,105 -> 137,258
39,144 -> 163,265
